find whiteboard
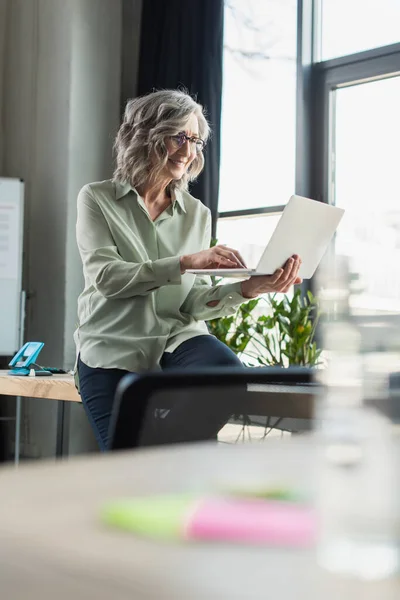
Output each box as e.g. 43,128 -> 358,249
0,178 -> 24,356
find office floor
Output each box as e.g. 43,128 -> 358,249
218,422 -> 291,444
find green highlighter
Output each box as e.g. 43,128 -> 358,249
101,494 -> 198,539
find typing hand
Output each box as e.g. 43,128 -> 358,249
180,245 -> 247,273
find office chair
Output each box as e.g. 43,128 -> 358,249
108,366 -> 319,451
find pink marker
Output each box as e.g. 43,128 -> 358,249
186,498 -> 315,546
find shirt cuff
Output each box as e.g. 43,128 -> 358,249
152,256 -> 182,286
216,281 -> 246,307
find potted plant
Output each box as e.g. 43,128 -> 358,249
207,288 -> 323,368
207,288 -> 323,440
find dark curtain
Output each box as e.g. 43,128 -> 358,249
136,0 -> 225,233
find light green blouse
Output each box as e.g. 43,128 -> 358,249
74,179 -> 245,372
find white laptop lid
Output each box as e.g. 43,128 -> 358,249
255,195 -> 344,279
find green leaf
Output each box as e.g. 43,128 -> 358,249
246,298 -> 259,311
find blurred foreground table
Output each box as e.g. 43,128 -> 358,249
0,437 -> 398,599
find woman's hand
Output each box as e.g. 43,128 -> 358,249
241,255 -> 302,298
180,245 -> 247,273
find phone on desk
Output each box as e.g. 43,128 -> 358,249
8,342 -> 52,376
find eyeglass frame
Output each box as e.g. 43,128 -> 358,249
169,131 -> 205,153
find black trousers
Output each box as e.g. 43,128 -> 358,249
78,335 -> 243,451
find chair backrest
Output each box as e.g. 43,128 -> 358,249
108,366 -> 319,451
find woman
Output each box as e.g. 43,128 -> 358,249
75,89 -> 302,451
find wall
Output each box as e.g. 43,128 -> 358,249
0,0 -> 8,169
65,0 -> 124,454
0,0 -> 143,458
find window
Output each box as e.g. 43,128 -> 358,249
217,0 -> 400,316
312,4 -> 400,413
319,0 -> 400,61
332,75 -> 400,314
219,0 -> 298,214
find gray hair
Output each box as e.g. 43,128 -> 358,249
113,89 -> 210,194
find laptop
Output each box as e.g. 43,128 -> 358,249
187,195 -> 345,280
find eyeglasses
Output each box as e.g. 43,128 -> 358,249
169,132 -> 205,153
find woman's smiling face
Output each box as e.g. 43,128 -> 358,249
163,112 -> 200,179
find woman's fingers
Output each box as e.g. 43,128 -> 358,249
277,255 -> 301,287
214,246 -> 246,268
268,268 -> 284,284
253,255 -> 302,292
189,246 -> 249,270
216,246 -> 244,268
214,257 -> 238,268
230,248 -> 247,268
267,257 -> 296,287
282,255 -> 298,279
290,255 -> 301,278
211,252 -> 238,268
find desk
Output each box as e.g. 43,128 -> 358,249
0,437 -> 398,599
0,371 -> 80,461
0,370 -> 316,461
0,371 -> 80,402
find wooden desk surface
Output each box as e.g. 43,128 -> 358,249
0,436 -> 398,599
0,370 -> 80,402
0,370 -> 315,420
